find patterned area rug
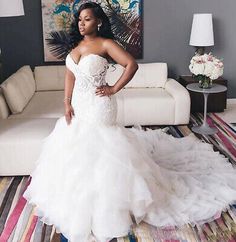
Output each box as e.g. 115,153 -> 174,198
0,113 -> 236,242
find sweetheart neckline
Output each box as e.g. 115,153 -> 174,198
68,53 -> 108,66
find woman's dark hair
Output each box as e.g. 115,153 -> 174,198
69,2 -> 114,50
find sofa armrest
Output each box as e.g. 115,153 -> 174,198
0,88 -> 10,119
0,66 -> 35,114
164,78 -> 190,124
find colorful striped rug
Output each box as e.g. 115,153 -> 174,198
0,113 -> 236,242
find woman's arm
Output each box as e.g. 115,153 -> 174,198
64,68 -> 75,125
106,39 -> 138,93
64,68 -> 75,103
96,39 -> 138,96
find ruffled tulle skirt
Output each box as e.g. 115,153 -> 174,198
23,115 -> 236,242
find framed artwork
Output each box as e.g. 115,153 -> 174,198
41,0 -> 143,62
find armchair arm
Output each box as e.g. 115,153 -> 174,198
164,78 -> 190,124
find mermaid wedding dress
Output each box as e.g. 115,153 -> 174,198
23,53 -> 236,242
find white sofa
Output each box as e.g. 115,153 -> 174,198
0,63 -> 190,176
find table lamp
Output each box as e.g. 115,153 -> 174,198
0,0 -> 25,17
189,13 -> 214,55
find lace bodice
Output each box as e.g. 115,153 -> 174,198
65,53 -> 117,126
66,53 -> 109,91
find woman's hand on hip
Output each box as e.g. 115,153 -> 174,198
95,84 -> 116,97
64,103 -> 75,125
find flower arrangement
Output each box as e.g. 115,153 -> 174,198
189,53 -> 224,88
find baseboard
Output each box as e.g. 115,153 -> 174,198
227,98 -> 236,104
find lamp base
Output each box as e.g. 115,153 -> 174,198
191,125 -> 218,135
195,47 -> 205,55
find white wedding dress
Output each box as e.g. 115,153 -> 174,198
23,53 -> 236,242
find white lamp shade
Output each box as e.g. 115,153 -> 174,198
189,13 -> 214,47
0,0 -> 25,17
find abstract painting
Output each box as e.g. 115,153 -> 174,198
41,0 -> 143,62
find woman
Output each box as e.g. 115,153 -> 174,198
23,2 -> 236,242
64,1 -> 138,126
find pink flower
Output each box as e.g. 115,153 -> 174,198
207,56 -> 213,61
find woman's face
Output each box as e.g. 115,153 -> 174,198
78,8 -> 100,36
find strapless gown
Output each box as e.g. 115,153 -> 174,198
23,53 -> 236,242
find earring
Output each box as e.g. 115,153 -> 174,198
98,24 -> 102,31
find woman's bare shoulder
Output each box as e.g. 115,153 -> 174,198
102,38 -> 115,45
103,39 -> 121,50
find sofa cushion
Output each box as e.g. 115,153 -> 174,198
113,90 -> 124,125
34,66 -> 66,91
0,118 -> 58,175
8,90 -> 64,119
0,65 -> 35,114
106,63 -> 167,88
34,62 -> 168,91
122,88 -> 175,125
126,63 -> 167,88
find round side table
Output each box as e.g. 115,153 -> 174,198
186,83 -> 227,135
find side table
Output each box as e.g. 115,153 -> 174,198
186,83 -> 227,135
179,75 -> 227,112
